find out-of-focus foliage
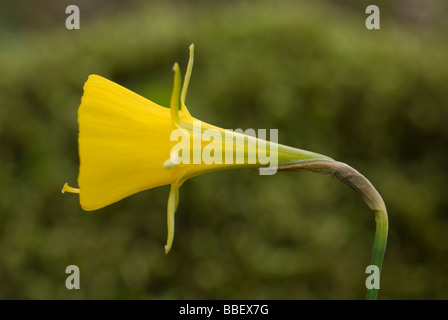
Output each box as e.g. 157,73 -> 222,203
0,0 -> 447,299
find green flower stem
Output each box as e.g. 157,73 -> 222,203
368,208 -> 388,300
276,159 -> 388,300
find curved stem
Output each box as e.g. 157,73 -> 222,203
368,208 -> 388,300
276,160 -> 388,300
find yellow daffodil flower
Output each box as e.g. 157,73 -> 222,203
62,45 -> 387,300
63,44 -> 332,253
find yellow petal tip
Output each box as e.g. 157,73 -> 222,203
163,159 -> 175,169
164,244 -> 171,254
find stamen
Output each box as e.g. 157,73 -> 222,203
61,183 -> 80,194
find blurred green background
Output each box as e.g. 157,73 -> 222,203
0,0 -> 447,299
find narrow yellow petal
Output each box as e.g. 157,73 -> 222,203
165,183 -> 180,254
180,43 -> 194,117
170,63 -> 181,128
